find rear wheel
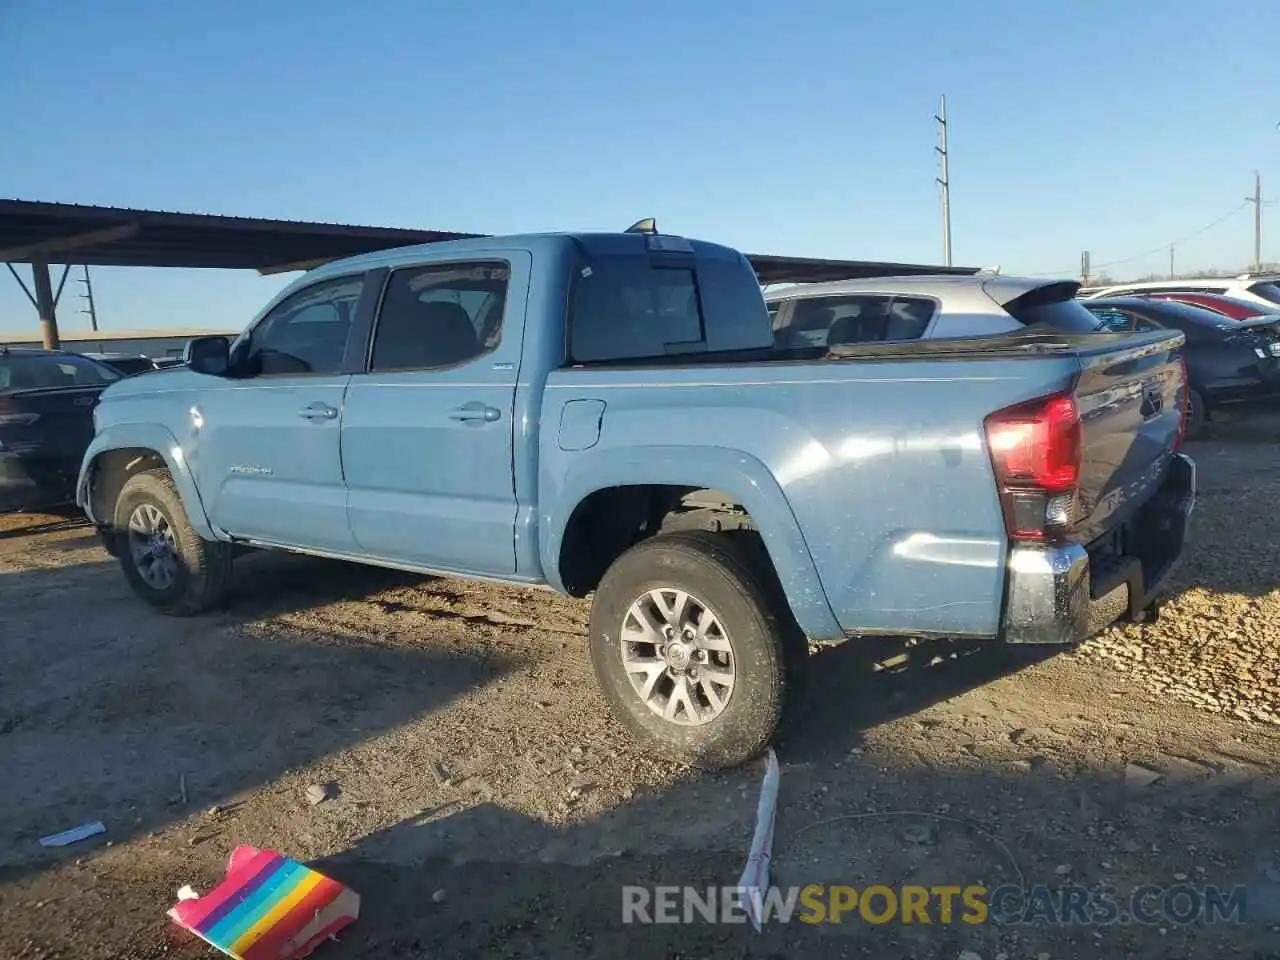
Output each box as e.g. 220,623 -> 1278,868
588,530 -> 791,768
113,468 -> 232,616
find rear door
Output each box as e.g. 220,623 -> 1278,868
341,254 -> 530,575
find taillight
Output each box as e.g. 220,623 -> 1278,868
984,392 -> 1082,542
1173,356 -> 1189,451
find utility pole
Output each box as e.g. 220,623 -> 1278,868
78,265 -> 99,331
1245,171 -> 1263,272
31,261 -> 59,350
934,94 -> 952,267
1081,250 -> 1090,286
1169,245 -> 1175,280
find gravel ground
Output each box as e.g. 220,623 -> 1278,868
0,424 -> 1278,959
1072,428 -> 1280,726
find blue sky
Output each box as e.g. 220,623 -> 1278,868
2,0 -> 1278,335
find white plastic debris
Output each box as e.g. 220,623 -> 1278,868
735,748 -> 780,932
176,884 -> 200,901
39,821 -> 106,847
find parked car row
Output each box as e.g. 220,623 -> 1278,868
1075,276 -> 1280,436
1079,274 -> 1280,312
1077,298 -> 1280,435
762,271 -> 1280,439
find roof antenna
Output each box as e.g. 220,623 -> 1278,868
625,218 -> 658,235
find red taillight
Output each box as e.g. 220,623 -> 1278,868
984,392 -> 1082,541
1173,356 -> 1189,451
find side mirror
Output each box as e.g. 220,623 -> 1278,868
184,336 -> 230,375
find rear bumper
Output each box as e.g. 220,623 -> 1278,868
1001,452 -> 1195,644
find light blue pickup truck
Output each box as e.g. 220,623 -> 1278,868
78,226 -> 1195,767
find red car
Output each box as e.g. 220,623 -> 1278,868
1141,291 -> 1274,321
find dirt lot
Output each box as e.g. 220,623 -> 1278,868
2,423 -> 1279,959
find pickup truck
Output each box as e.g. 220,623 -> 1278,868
77,226 -> 1196,768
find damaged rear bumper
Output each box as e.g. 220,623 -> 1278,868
1001,453 -> 1195,645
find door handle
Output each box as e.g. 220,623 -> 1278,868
449,402 -> 501,423
298,402 -> 338,421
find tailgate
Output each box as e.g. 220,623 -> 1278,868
0,386 -> 103,459
1070,332 -> 1185,545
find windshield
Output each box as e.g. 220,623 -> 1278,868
1247,281 -> 1280,305
0,352 -> 122,391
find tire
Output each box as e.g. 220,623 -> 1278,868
113,468 -> 232,616
1186,388 -> 1207,440
588,530 -> 792,769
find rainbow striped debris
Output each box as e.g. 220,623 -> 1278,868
168,845 -> 359,959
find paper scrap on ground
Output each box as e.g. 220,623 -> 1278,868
168,844 -> 360,960
39,821 -> 106,847
735,748 -> 781,932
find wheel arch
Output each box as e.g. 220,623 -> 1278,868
78,424 -> 218,541
543,446 -> 842,641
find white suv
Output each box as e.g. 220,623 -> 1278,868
763,274 -> 1102,349
1079,274 -> 1280,311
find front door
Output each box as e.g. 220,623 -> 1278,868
193,273 -> 371,552
342,255 -> 528,575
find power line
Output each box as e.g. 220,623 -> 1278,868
1034,200 -> 1252,276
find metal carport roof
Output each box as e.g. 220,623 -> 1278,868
1,199 -> 978,345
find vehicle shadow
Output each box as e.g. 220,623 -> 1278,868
0,556 -> 526,887
306,744 -> 1280,958
777,637 -> 1056,765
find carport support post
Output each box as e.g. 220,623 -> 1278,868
31,259 -> 60,350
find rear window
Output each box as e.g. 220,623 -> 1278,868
1247,281 -> 1280,306
0,353 -> 121,391
567,252 -> 772,363
1003,283 -> 1105,333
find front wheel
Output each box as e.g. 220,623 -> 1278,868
113,468 -> 233,616
588,530 -> 791,769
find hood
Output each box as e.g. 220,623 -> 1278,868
97,363 -> 204,399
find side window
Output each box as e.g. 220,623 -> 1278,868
369,262 -> 510,372
883,296 -> 937,340
786,294 -> 923,348
568,259 -> 704,363
241,274 -> 365,376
